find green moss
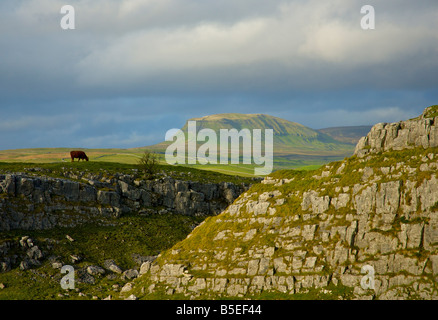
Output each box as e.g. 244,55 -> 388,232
430,201 -> 438,212
422,105 -> 438,119
0,213 -> 204,300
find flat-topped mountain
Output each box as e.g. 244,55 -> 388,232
153,113 -> 354,156
126,105 -> 438,300
147,113 -> 355,173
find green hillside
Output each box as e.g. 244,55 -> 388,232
0,114 -> 357,176
126,143 -> 438,300
152,113 -> 354,154
147,113 -> 355,172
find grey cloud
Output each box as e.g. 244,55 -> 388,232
0,0 -> 437,149
1,0 -> 437,98
71,0 -> 438,93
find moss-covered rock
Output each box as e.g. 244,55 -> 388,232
128,106 -> 438,300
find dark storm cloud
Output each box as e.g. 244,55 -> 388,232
0,0 -> 437,149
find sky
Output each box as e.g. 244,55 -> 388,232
1,0 -> 437,149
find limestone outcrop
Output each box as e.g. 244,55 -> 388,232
127,106 -> 438,300
355,105 -> 438,158
0,172 -> 249,231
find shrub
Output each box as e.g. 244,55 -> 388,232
137,150 -> 159,179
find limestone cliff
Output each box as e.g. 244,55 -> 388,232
355,105 -> 438,158
128,106 -> 438,300
0,171 -> 249,231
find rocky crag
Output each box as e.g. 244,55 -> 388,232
355,105 -> 438,158
0,169 -> 252,295
0,171 -> 249,231
126,106 -> 438,300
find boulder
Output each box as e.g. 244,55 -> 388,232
122,269 -> 139,280
87,265 -> 106,276
104,260 -> 123,274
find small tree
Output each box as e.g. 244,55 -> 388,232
137,150 -> 159,179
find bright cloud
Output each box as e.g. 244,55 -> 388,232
0,0 -> 437,149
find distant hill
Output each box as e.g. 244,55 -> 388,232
148,113 -> 355,160
144,113 -> 357,172
317,125 -> 372,145
0,114 -> 362,175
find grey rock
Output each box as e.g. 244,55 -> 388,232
97,190 -> 120,207
246,200 -> 270,216
122,269 -> 139,279
26,246 -> 43,260
1,261 -> 11,272
355,108 -> 438,157
139,261 -> 152,275
362,167 -> 374,181
19,236 -> 33,248
160,264 -> 185,277
332,193 -> 350,210
104,259 -> 123,274
19,260 -> 30,270
258,258 -> 270,275
70,255 -> 82,264
120,282 -> 133,293
132,254 -> 157,265
77,270 -> 95,285
301,191 -> 330,214
188,278 -> 207,293
399,223 -> 424,249
247,260 -> 259,276
424,218 -> 438,251
87,265 -> 106,276
302,224 -> 318,241
430,255 -> 438,275
0,173 -> 250,232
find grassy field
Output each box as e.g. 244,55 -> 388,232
0,148 -> 144,164
0,160 -> 259,186
0,147 -> 349,177
0,113 -> 365,176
